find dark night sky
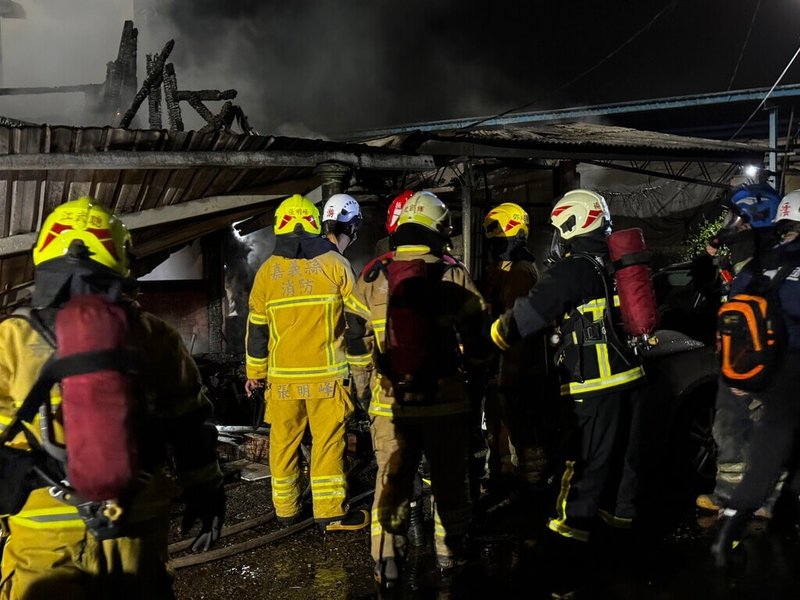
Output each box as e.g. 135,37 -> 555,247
152,0 -> 800,135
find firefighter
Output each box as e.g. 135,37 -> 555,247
345,191 -> 489,585
482,202 -> 553,494
491,189 -> 646,548
696,184 -> 784,516
245,194 -> 369,532
712,189 -> 800,564
0,198 -> 224,599
322,193 -> 362,255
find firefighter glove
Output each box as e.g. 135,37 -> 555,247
181,484 -> 226,552
490,310 -> 521,351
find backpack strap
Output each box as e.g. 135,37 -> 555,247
0,345 -> 136,446
570,253 -> 632,366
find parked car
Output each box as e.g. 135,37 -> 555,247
642,256 -> 724,503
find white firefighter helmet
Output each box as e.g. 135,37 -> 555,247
396,191 -> 452,238
550,189 -> 611,240
775,189 -> 800,224
321,193 -> 362,236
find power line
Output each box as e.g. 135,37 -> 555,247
459,0 -> 679,131
730,40 -> 800,140
727,0 -> 761,91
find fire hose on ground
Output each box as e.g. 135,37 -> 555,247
169,488 -> 375,569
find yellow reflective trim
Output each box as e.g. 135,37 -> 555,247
490,320 -> 511,351
369,402 -> 393,417
553,459 -> 574,525
395,245 -> 431,254
346,353 -> 372,367
561,365 -> 645,396
325,300 -> 335,366
246,355 -> 268,366
596,342 -> 611,380
269,362 -> 348,373
311,476 -> 346,485
272,490 -> 299,498
577,295 -> 621,312
547,459 -> 590,542
547,518 -> 590,542
268,363 -> 349,378
266,294 -> 341,309
312,490 -> 347,499
249,313 -> 268,325
345,295 -> 370,317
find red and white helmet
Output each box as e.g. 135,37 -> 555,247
386,190 -> 414,234
550,189 -> 611,240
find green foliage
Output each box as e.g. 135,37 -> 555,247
682,214 -> 729,261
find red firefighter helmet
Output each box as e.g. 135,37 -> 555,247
386,190 -> 414,234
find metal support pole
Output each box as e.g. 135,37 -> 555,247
461,161 -> 473,273
769,106 -> 778,188
314,162 -> 351,202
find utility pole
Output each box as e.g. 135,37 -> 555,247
0,1 -> 25,88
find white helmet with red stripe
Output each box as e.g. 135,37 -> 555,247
550,189 -> 611,240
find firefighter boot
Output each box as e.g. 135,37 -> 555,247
319,509 -> 370,533
711,509 -> 750,567
407,500 -> 426,548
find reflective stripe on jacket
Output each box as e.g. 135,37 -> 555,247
246,251 -> 354,383
559,295 -> 645,398
0,308 -> 220,522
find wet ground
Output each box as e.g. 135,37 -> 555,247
170,473 -> 800,599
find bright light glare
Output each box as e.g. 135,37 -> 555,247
232,221 -> 245,241
744,165 -> 759,178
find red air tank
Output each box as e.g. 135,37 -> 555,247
607,228 -> 659,338
56,295 -> 138,502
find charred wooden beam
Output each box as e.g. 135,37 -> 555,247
103,59 -> 122,120
198,101 -> 235,134
118,21 -> 138,110
176,89 -> 237,102
146,55 -> 162,130
185,93 -> 215,123
119,39 -> 174,128
0,84 -> 102,96
162,63 -> 184,132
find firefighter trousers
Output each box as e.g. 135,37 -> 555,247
711,380 -> 784,510
0,491 -> 172,600
548,387 -> 643,541
370,416 -> 429,562
485,383 -> 548,488
266,380 -> 353,521
375,413 -> 472,560
728,356 -> 800,514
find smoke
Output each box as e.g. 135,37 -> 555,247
135,0 -> 562,135
0,0 -> 132,125
3,1 -> 800,135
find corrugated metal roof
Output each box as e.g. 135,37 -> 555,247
0,125 -> 431,308
363,122 -> 765,160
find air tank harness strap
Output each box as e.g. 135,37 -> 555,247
0,347 -> 138,446
607,251 -> 651,274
